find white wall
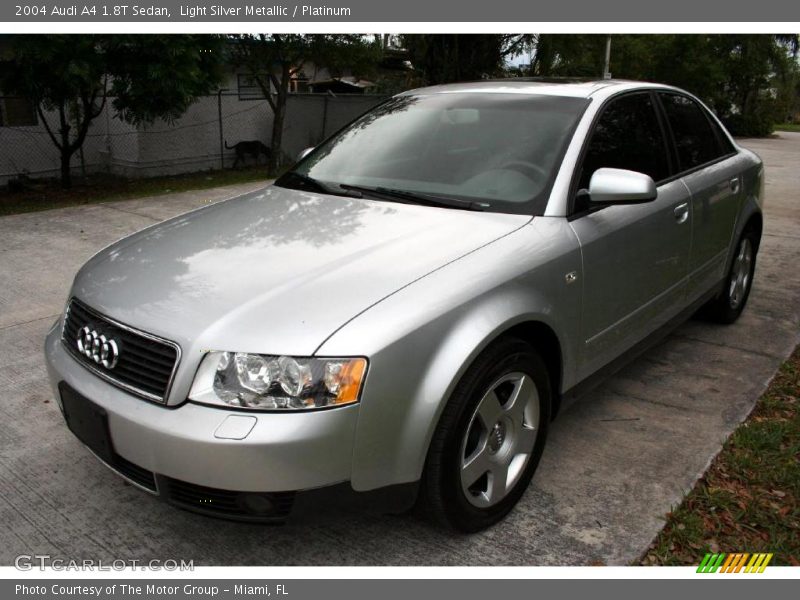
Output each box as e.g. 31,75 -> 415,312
0,92 -> 386,185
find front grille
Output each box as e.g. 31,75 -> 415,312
62,298 -> 180,402
162,477 -> 295,521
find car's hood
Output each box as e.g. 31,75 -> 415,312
72,185 -> 530,356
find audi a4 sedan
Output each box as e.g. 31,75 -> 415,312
45,80 -> 763,531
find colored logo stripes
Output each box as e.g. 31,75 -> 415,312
697,552 -> 773,573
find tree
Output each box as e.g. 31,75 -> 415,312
402,34 -> 533,85
528,34 -> 800,136
720,35 -> 799,135
528,34 -> 608,78
1,35 -> 225,188
230,34 -> 382,174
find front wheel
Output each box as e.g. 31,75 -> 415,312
420,338 -> 551,532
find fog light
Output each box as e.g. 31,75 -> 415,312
238,493 -> 275,516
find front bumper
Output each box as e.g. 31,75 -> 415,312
45,323 -> 359,510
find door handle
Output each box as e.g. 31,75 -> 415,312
673,202 -> 689,224
730,178 -> 740,194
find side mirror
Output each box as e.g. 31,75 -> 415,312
297,147 -> 315,162
588,168 -> 657,205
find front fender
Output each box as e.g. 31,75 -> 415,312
317,218 -> 582,491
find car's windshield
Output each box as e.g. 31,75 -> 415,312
276,92 -> 590,215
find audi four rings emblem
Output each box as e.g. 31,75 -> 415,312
77,325 -> 119,369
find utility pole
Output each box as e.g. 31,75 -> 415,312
602,35 -> 612,79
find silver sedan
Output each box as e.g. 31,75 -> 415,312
45,80 -> 763,531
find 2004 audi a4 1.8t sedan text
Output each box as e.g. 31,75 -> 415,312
45,80 -> 764,531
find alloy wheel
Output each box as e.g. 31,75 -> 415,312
729,238 -> 753,309
459,372 -> 540,508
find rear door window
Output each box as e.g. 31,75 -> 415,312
658,93 -> 725,171
708,116 -> 737,157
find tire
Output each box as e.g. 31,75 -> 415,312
701,228 -> 759,324
420,337 -> 551,532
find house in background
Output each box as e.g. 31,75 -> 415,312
0,96 -> 38,128
0,36 -> 38,129
308,76 -> 376,94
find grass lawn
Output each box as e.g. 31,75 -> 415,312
775,123 -> 800,133
641,346 -> 800,566
0,167 -> 272,217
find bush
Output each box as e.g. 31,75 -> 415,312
725,112 -> 775,137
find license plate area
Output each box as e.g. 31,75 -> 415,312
59,382 -> 114,464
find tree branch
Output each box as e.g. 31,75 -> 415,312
36,105 -> 62,150
69,96 -> 95,154
255,74 -> 277,112
90,79 -> 108,119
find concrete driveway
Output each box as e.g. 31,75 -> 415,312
1,134 -> 798,566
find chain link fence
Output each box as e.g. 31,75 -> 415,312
0,92 -> 388,187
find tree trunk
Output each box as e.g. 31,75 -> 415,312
60,151 -> 72,189
38,97 -> 99,189
58,108 -> 73,189
269,101 -> 285,175
268,62 -> 292,175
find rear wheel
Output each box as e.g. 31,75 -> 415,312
702,229 -> 758,324
421,338 -> 551,532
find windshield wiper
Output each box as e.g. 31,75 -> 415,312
339,184 -> 488,211
276,172 -> 364,199
278,174 -> 489,210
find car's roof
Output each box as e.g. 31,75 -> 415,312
400,79 -> 677,99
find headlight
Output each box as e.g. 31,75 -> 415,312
189,352 -> 367,411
